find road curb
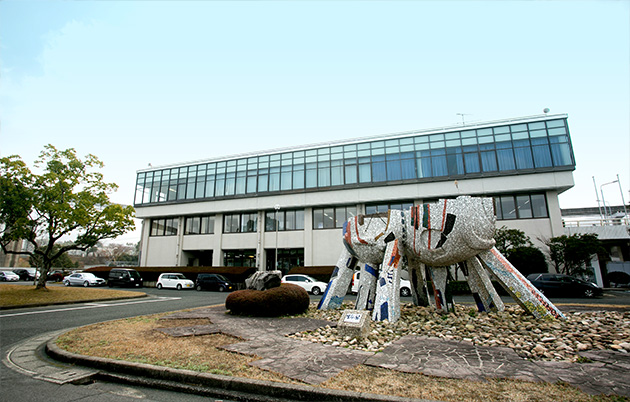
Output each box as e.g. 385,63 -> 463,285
46,336 -> 440,402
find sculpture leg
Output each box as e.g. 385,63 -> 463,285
460,257 -> 504,313
318,248 -> 357,310
355,263 -> 378,311
427,266 -> 452,313
373,238 -> 402,322
477,247 -> 565,320
408,260 -> 430,307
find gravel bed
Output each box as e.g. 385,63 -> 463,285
289,303 -> 630,362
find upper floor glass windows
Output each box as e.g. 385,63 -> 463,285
313,205 -> 357,229
150,218 -> 178,236
135,118 -> 574,206
184,215 -> 215,235
224,213 -> 257,233
365,201 -> 414,215
265,209 -> 305,231
494,193 -> 548,220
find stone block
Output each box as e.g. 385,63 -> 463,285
337,310 -> 371,339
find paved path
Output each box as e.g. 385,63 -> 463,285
5,305 -> 630,400
161,306 -> 630,397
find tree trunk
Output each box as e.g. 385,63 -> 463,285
35,262 -> 51,290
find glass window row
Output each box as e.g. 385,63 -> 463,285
148,193 -> 549,236
135,119 -> 574,205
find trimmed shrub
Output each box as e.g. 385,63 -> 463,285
225,283 -> 310,317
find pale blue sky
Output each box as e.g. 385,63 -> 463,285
1,1 -> 629,243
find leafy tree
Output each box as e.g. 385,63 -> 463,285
505,246 -> 548,277
544,234 -> 604,277
29,244 -> 77,269
0,145 -> 135,289
494,226 -> 533,255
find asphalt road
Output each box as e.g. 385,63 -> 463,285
1,282 -> 629,402
0,284 -> 241,402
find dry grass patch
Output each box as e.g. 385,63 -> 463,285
56,313 -> 299,382
322,365 -> 625,402
0,284 -> 145,308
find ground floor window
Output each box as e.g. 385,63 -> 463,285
223,249 -> 256,267
265,248 -> 304,275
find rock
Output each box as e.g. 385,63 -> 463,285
245,270 -> 282,290
576,342 -> 591,351
532,344 -> 546,354
619,342 -> 630,351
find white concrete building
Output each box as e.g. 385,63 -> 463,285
134,114 -> 575,273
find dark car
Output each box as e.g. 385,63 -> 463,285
526,273 -> 603,298
195,274 -> 234,292
47,270 -> 67,282
108,268 -> 143,288
13,268 -> 36,281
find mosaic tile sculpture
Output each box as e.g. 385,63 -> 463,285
318,196 -> 565,322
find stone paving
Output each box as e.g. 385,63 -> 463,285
160,306 -> 630,397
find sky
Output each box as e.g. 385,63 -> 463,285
1,0 -> 629,245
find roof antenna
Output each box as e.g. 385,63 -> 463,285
456,113 -> 470,125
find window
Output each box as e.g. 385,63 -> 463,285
150,218 -> 178,236
265,209 -> 305,231
313,205 -> 357,229
494,194 -> 548,220
185,215 -> 214,235
223,249 -> 256,267
224,213 -> 257,233
135,119 -> 575,206
365,201 -> 413,215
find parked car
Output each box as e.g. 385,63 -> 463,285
47,270 -> 67,282
526,273 -> 603,298
63,272 -> 106,287
195,273 -> 234,292
156,273 -> 194,290
351,271 -> 412,297
0,271 -> 20,282
281,274 -> 328,295
108,268 -> 143,288
12,268 -> 38,281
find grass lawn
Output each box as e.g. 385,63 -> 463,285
0,284 -> 145,308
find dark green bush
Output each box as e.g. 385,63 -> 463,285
447,280 -> 471,295
225,283 -> 310,317
505,246 -> 548,277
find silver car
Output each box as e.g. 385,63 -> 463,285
156,273 -> 194,290
0,271 -> 20,282
63,272 -> 106,287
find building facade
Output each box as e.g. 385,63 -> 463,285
134,114 -> 575,273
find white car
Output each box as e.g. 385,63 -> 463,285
351,271 -> 412,297
156,273 -> 194,290
281,274 -> 328,295
63,272 -> 106,287
0,271 -> 20,282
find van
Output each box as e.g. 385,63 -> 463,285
108,268 -> 143,288
195,273 -> 234,292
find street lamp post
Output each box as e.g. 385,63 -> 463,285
274,204 -> 280,271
